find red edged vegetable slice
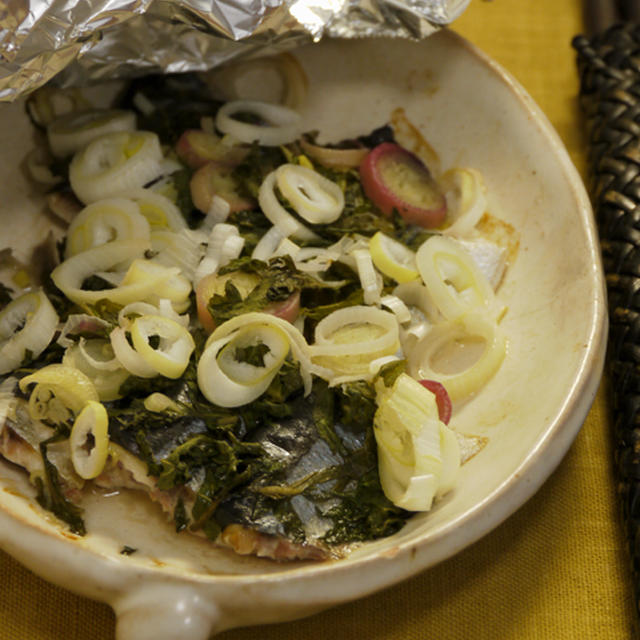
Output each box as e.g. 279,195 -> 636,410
196,271 -> 300,333
419,379 -> 452,425
359,142 -> 446,228
190,161 -> 256,214
176,130 -> 248,169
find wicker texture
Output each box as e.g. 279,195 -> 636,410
574,24 -> 640,618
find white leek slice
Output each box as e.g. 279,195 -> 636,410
110,327 -> 157,378
393,280 -> 440,324
201,312 -> 317,396
275,164 -> 344,224
198,323 -> 290,407
258,171 -> 320,242
129,315 -> 195,379
380,295 -> 412,325
144,393 -> 182,413
218,325 -> 289,385
62,339 -> 130,402
194,223 -> 244,284
374,373 -> 460,511
25,147 -> 63,186
369,232 -> 419,283
51,241 -> 150,308
352,248 -> 382,306
215,100 -> 301,146
121,259 -> 192,312
118,299 -> 189,330
206,195 -> 232,226
273,238 -> 301,259
252,226 -> 285,260
409,312 -> 507,402
69,131 -> 164,204
0,290 -> 58,375
70,400 -> 110,479
293,245 -> 338,273
310,306 -> 400,382
65,198 -> 151,258
122,188 -> 187,231
150,229 -> 203,282
311,306 -> 399,357
416,235 -> 499,320
440,168 -> 487,236
47,109 -> 137,158
18,364 -> 99,424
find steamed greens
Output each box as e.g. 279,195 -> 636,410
0,72 -> 510,560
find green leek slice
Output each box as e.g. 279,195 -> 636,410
374,373 -> 460,511
70,400 -> 110,479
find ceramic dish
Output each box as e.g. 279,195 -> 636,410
0,29 -> 607,639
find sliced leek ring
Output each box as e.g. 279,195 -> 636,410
311,306 -> 399,357
194,223 -> 244,284
19,364 -> 99,424
129,315 -> 195,379
380,295 -> 412,324
440,167 -> 487,236
150,229 -> 203,284
258,170 -> 320,242
369,232 -> 419,283
275,164 -> 344,224
215,100 -> 301,146
70,400 -> 110,479
110,327 -> 157,378
143,392 -> 182,413
252,225 -> 285,261
65,198 -> 151,258
374,373 -> 459,511
0,290 -> 58,375
416,235 -> 499,320
118,299 -> 189,330
121,188 -> 187,231
218,325 -> 290,384
202,312 -> 318,396
51,241 -> 156,308
69,131 -> 164,204
310,306 -> 400,382
47,109 -> 137,158
352,248 -> 382,306
409,312 -> 507,402
119,259 -> 192,312
62,339 -> 130,402
198,323 -> 290,407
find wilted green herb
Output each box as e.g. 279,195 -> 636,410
375,359 -> 407,388
120,74 -> 222,144
234,342 -> 270,367
321,469 -> 410,544
0,282 -> 13,307
226,209 -> 272,255
233,144 -> 288,199
81,275 -> 115,292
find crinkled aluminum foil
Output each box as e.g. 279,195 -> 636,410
0,0 -> 470,102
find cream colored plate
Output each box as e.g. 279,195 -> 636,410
0,29 -> 607,639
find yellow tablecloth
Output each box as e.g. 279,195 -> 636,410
1,1 -> 636,638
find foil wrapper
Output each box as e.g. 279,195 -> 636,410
0,0 -> 470,102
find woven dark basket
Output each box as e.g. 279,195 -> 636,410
574,23 -> 640,621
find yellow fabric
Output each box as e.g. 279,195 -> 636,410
0,1 -> 636,637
